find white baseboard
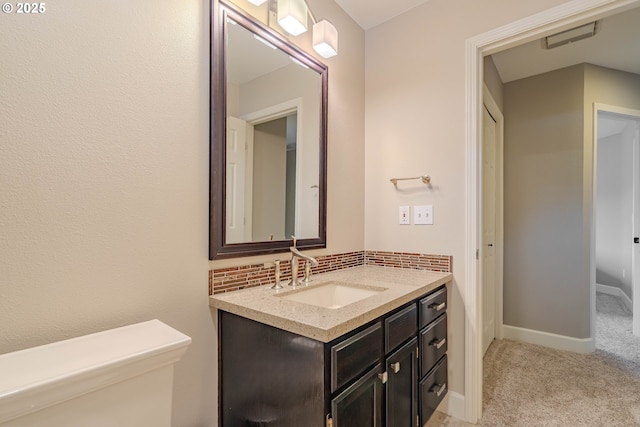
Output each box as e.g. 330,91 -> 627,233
437,390 -> 465,422
596,283 -> 633,312
502,325 -> 594,353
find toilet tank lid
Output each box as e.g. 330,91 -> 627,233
0,319 -> 192,422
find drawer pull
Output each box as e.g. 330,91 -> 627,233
430,383 -> 447,397
429,338 -> 446,349
429,302 -> 446,311
391,362 -> 401,373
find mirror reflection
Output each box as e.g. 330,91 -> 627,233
225,19 -> 321,245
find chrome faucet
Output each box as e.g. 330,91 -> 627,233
288,236 -> 319,287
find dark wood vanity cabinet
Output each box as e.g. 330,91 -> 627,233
218,284 -> 448,427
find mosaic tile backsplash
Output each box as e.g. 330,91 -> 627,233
210,250 -> 452,295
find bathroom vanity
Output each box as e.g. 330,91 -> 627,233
211,266 -> 451,427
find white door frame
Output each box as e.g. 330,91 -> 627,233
464,0 -> 640,422
482,84 -> 505,346
592,103 -> 640,339
242,98 -> 304,238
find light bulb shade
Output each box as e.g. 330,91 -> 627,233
247,0 -> 267,5
277,0 -> 308,36
313,20 -> 338,58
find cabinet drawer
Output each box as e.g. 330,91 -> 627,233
419,355 -> 448,425
419,312 -> 447,376
419,286 -> 447,328
384,303 -> 417,353
331,323 -> 383,392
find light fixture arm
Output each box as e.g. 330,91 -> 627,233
307,6 -> 317,24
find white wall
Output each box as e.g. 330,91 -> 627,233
596,126 -> 635,299
365,0 -> 572,397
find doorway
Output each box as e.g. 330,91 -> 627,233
465,0 -> 640,423
593,105 -> 640,341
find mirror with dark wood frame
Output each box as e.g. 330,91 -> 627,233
210,0 -> 327,260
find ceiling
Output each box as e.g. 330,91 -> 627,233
334,0 -> 430,30
491,6 -> 640,83
334,1 -> 640,85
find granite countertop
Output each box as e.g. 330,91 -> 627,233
209,265 -> 452,342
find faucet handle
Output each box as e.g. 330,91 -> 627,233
302,260 -> 313,285
270,260 -> 283,290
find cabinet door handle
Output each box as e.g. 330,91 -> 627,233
429,302 -> 446,311
429,338 -> 446,349
430,382 -> 447,397
391,362 -> 400,373
378,372 -> 388,384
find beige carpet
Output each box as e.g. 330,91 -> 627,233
427,294 -> 640,426
480,339 -> 640,426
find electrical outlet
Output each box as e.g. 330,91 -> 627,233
399,206 -> 410,225
414,205 -> 433,225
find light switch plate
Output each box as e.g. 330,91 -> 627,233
399,206 -> 410,225
414,205 -> 433,225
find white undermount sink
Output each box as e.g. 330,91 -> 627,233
277,281 -> 387,309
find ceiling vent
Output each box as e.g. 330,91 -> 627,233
543,21 -> 599,49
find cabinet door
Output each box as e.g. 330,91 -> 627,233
331,364 -> 383,427
386,338 -> 418,427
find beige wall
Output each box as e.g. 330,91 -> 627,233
364,0 -> 571,396
0,1 -> 215,425
0,0 -> 362,426
503,65 -> 588,338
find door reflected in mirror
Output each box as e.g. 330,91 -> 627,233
226,113 -> 301,243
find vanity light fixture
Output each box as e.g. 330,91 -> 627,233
259,0 -> 339,58
277,0 -> 308,36
312,19 -> 338,58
